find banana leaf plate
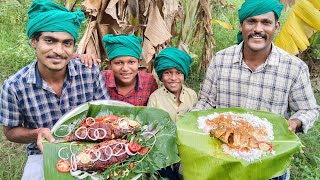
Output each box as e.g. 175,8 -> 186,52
176,107 -> 301,180
43,100 -> 180,180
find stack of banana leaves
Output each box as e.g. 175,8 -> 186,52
43,100 -> 179,180
176,107 -> 301,180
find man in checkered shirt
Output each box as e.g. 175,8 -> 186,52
193,1 -> 319,179
0,0 -> 109,179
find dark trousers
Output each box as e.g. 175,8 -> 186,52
158,163 -> 181,180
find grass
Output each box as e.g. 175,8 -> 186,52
0,0 -> 319,179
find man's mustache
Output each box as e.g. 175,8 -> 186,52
249,32 -> 267,39
47,54 -> 68,59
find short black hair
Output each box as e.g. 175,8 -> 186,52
273,11 -> 279,22
32,32 -> 42,41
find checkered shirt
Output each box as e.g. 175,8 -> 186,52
0,59 -> 110,155
194,43 -> 319,133
104,70 -> 158,106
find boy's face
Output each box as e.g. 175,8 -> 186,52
109,56 -> 139,86
161,68 -> 184,96
30,32 -> 75,73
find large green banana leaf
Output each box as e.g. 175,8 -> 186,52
176,108 -> 301,180
43,101 -> 180,180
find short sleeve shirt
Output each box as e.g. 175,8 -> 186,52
0,59 -> 110,155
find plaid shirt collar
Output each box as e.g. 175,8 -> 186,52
106,71 -> 143,91
27,58 -> 79,88
233,42 -> 280,67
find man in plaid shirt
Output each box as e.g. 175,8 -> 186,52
0,0 -> 109,179
194,1 -> 319,179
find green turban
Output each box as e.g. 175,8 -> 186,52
154,47 -> 192,80
26,0 -> 85,40
102,34 -> 142,61
237,0 -> 284,44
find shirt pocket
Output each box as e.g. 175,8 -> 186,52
260,89 -> 287,113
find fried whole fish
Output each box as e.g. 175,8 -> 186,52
207,114 -> 270,151
60,115 -> 140,142
74,139 -> 130,172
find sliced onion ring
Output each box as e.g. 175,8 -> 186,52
85,117 -> 95,126
97,146 -> 112,161
87,128 -> 98,141
58,147 -> 69,160
70,154 -> 78,171
53,124 -> 71,138
75,126 -> 87,140
125,144 -> 137,156
112,143 -> 126,156
89,149 -> 101,162
94,128 -> 107,139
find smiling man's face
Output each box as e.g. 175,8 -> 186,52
240,11 -> 280,53
30,32 -> 75,73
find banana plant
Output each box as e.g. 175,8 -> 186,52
275,0 -> 320,55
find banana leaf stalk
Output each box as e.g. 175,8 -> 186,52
43,103 -> 180,180
176,107 -> 301,180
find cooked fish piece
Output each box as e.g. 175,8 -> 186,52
60,116 -> 140,142
205,113 -> 271,151
75,139 -> 129,172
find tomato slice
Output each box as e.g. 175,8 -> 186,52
104,115 -> 119,121
139,147 -> 149,155
128,142 -> 142,153
56,159 -> 71,173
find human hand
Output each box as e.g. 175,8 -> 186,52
78,54 -> 101,68
36,128 -> 55,152
288,118 -> 302,133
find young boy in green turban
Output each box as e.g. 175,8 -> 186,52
147,47 -> 197,122
102,34 -> 158,106
147,47 -> 196,179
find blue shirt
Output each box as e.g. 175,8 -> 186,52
0,58 -> 110,155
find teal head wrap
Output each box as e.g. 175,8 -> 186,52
154,47 -> 192,80
26,0 -> 85,40
237,0 -> 284,44
102,34 -> 142,61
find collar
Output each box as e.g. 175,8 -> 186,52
27,58 -> 78,88
161,84 -> 187,103
232,42 -> 280,67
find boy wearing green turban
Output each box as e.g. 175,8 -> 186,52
147,47 -> 197,123
0,1 -> 109,179
147,47 -> 197,179
194,0 -> 319,180
102,34 -> 158,106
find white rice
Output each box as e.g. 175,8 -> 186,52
198,112 -> 275,162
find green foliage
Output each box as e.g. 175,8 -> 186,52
0,0 -> 34,84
